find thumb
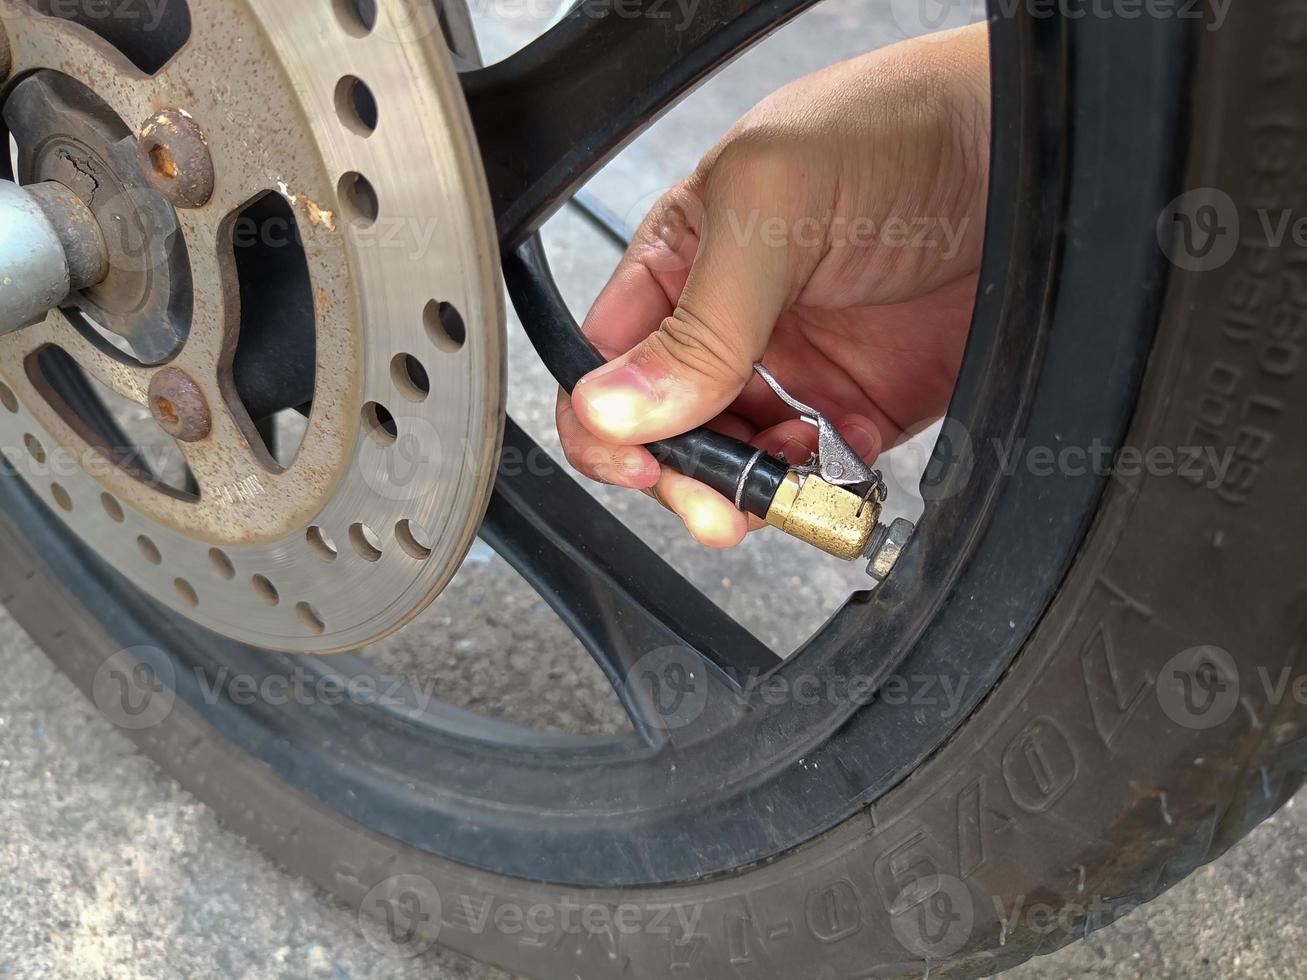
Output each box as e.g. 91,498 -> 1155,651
572,181 -> 797,445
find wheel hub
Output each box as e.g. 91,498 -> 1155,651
0,0 -> 505,652
5,69 -> 191,364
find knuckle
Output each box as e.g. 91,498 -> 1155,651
629,191 -> 698,271
646,310 -> 753,392
710,134 -> 806,197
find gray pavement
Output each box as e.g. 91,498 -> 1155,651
3,3 -> 1305,978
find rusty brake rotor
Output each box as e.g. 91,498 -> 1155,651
0,0 -> 505,651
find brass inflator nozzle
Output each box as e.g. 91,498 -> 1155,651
749,365 -> 914,578
765,471 -> 882,561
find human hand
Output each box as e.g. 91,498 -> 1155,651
556,24 -> 991,547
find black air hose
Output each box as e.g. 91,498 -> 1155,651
502,236 -> 787,518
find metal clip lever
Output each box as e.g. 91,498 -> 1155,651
753,363 -> 882,490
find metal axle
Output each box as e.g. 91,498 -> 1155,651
0,178 -> 109,334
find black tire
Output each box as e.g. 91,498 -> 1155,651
5,2 -> 1307,978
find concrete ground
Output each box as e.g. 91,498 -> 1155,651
3,3 -> 1305,978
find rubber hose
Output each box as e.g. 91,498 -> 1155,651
503,237 -> 787,519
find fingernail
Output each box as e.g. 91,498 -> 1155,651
574,363 -> 662,440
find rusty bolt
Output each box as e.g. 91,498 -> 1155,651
136,110 -> 214,209
149,368 -> 211,442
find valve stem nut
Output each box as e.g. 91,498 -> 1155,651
865,517 -> 915,582
136,109 -> 214,209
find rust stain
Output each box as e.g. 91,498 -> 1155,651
302,195 -> 336,232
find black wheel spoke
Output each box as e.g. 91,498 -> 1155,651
461,0 -> 819,251
480,418 -> 779,741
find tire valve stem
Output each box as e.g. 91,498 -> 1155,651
752,364 -> 914,579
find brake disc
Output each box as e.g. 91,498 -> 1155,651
0,0 -> 505,651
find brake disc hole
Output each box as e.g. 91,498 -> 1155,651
337,171 -> 378,226
50,482 -> 72,512
395,518 -> 433,560
137,535 -> 162,565
306,525 -> 339,562
361,401 -> 398,446
390,353 -> 430,402
423,300 -> 465,351
335,76 -> 378,136
100,493 -> 124,522
296,601 -> 326,635
333,0 -> 377,37
349,521 -> 383,561
22,433 -> 45,464
208,548 -> 235,580
174,577 -> 199,607
251,574 -> 279,606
